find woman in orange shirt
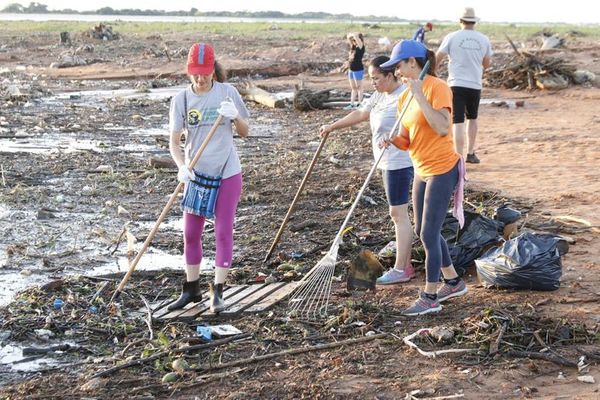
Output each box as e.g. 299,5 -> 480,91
381,40 -> 467,316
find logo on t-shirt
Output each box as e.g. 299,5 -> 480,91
458,38 -> 483,51
188,109 -> 202,126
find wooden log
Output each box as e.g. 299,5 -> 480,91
237,82 -> 284,108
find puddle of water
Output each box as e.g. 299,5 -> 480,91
91,251 -> 181,275
48,85 -> 186,104
0,341 -> 79,372
0,344 -> 58,371
99,252 -> 214,275
0,132 -> 163,155
0,265 -> 48,308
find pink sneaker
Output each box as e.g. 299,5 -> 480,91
376,264 -> 415,285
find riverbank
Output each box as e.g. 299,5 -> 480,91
1,22 -> 599,398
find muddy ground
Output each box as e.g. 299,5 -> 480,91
1,26 -> 600,399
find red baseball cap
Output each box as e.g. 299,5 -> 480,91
426,22 -> 433,30
187,43 -> 215,75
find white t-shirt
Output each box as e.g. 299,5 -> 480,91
169,82 -> 249,179
438,29 -> 493,90
360,85 -> 413,171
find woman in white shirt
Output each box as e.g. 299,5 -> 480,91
319,55 -> 415,284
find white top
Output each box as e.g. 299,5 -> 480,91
360,85 -> 413,171
438,29 -> 493,90
169,82 -> 249,178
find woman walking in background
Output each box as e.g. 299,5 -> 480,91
346,32 -> 365,109
319,56 -> 415,284
168,42 -> 249,313
381,40 -> 467,316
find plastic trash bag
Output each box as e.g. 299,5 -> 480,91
476,232 -> 564,291
493,204 -> 522,225
442,210 -> 504,276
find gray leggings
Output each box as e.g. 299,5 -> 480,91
412,161 -> 459,283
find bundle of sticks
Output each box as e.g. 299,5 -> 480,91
486,36 -> 577,90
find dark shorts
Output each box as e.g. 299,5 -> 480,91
382,167 -> 414,206
451,86 -> 481,124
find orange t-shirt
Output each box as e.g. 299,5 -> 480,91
392,75 -> 458,177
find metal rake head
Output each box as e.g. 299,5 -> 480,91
287,246 -> 339,320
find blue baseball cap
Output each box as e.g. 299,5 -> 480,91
381,40 -> 428,68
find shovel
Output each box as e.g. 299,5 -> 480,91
109,115 -> 224,303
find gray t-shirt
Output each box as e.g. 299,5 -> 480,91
169,82 -> 249,179
438,29 -> 493,90
360,85 -> 413,171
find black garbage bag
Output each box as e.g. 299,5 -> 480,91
442,210 -> 504,276
493,204 -> 522,225
476,232 -> 563,291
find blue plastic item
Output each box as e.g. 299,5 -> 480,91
196,326 -> 212,341
53,298 -> 64,310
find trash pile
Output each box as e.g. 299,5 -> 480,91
84,24 -> 120,41
404,305 -> 598,369
486,36 -> 595,90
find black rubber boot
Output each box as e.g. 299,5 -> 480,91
167,279 -> 202,311
209,282 -> 225,313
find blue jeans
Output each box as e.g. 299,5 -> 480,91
412,162 -> 459,283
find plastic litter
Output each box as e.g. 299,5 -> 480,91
476,232 -> 564,291
196,326 -> 212,341
493,204 -> 522,225
442,211 -> 504,276
53,298 -> 64,310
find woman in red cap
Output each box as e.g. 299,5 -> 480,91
168,42 -> 249,313
381,40 -> 467,316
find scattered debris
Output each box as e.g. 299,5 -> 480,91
85,23 -> 120,41
487,35 -> 578,90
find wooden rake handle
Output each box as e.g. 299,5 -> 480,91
331,60 -> 431,246
262,132 -> 330,263
110,115 -> 225,302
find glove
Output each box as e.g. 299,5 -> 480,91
217,100 -> 239,120
177,165 -> 194,184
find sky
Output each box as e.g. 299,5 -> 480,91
0,0 -> 597,24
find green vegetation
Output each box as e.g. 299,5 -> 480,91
1,20 -> 599,42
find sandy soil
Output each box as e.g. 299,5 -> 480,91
0,27 -> 599,399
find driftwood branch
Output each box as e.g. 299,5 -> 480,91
139,294 -> 154,340
237,81 -> 284,108
403,329 -> 477,358
91,333 -> 251,379
489,322 -> 508,355
506,350 -> 577,367
195,333 -> 388,372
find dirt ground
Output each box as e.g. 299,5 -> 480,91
1,27 -> 600,399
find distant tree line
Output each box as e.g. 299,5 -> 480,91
0,2 -> 402,21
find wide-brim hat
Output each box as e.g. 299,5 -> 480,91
460,7 -> 480,23
380,40 -> 428,69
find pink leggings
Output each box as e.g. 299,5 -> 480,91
183,173 -> 242,268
